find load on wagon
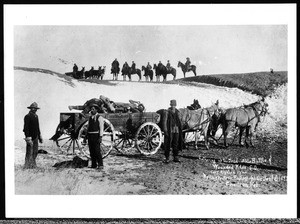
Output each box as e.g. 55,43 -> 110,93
50,95 -> 163,159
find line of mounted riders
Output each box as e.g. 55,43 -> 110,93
65,57 -> 197,82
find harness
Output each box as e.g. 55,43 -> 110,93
182,108 -> 212,132
245,103 -> 267,124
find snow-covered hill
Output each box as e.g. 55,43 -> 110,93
14,67 -> 287,140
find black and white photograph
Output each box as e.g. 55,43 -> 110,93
4,4 -> 297,219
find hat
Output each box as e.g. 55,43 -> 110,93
27,102 -> 40,109
90,104 -> 101,111
186,57 -> 190,59
170,100 -> 177,106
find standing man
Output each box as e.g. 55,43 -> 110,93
163,100 -> 183,163
23,102 -> 43,169
86,104 -> 104,169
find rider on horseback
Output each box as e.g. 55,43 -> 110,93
111,58 -> 120,73
158,61 -> 163,67
122,62 -> 129,73
131,61 -> 136,73
166,60 -> 171,72
185,57 -> 191,70
73,63 -> 78,73
146,62 -> 152,70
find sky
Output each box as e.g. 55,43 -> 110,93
14,25 -> 287,78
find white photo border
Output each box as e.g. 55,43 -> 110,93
4,4 -> 297,218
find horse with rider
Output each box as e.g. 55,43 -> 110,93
178,57 -> 197,77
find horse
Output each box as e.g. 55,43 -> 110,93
211,98 -> 268,148
178,61 -> 197,78
76,67 -> 85,79
95,66 -> 105,80
88,66 -> 102,79
127,66 -> 142,81
157,63 -> 176,81
179,100 -> 219,150
142,66 -> 154,82
153,64 -> 161,82
157,100 -> 219,150
84,67 -> 95,79
121,65 -> 130,81
111,63 -> 120,80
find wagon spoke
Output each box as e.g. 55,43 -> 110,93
104,126 -> 111,132
138,133 -> 147,138
115,139 -> 123,147
149,126 -> 154,137
60,138 -> 72,148
57,136 -> 71,142
150,141 -> 159,147
75,140 -> 81,150
146,142 -> 152,151
66,139 -> 73,152
150,130 -> 159,138
139,128 -> 147,136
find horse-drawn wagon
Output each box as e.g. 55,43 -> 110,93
51,110 -> 163,158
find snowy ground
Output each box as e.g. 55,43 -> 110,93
13,67 -> 287,195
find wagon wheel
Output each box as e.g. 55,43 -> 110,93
55,127 -> 79,155
135,122 -> 163,156
114,131 -> 137,155
76,118 -> 115,159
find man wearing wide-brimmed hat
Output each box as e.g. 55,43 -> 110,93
85,104 -> 105,169
162,99 -> 183,163
23,102 -> 43,169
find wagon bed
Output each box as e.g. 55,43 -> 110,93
53,111 -> 162,158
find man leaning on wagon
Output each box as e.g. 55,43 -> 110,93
23,102 -> 43,169
86,104 -> 105,169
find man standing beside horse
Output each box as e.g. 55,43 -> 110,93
163,100 -> 183,163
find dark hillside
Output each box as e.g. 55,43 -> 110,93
178,71 -> 287,96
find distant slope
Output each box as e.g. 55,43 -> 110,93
177,71 -> 287,96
